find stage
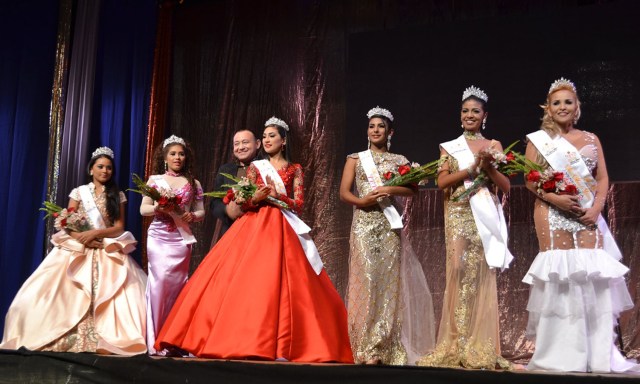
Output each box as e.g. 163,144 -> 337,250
0,349 -> 637,384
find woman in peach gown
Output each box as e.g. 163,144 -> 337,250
155,117 -> 353,363
1,147 -> 147,355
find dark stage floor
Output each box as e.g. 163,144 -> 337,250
1,349 -> 638,384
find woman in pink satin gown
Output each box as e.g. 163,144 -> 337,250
140,135 -> 204,355
154,118 -> 353,363
0,147 -> 147,355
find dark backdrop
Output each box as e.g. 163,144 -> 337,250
346,2 -> 640,180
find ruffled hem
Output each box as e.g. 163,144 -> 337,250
522,248 -> 629,285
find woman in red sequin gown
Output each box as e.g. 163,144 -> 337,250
155,118 -> 353,363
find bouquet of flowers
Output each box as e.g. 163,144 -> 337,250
526,169 -> 578,196
453,141 -> 528,201
40,201 -> 92,232
128,173 -> 183,212
203,173 -> 289,210
382,159 -> 440,187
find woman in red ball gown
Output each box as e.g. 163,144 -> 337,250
155,117 -> 353,363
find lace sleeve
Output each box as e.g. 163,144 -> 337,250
277,164 -> 304,214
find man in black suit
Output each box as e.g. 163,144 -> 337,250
210,129 -> 261,247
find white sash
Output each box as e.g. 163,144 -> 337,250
252,160 -> 324,274
78,184 -> 137,253
527,130 -> 622,260
79,185 -> 107,230
441,136 -> 514,270
357,150 -> 403,229
151,176 -> 196,245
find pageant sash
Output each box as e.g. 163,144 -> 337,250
527,130 -> 597,208
78,185 -> 107,230
441,136 -> 514,270
253,160 -> 324,274
151,176 -> 196,245
527,130 -> 621,260
357,150 -> 403,229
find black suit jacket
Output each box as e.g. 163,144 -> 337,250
211,162 -> 242,239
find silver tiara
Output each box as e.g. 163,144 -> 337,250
548,77 -> 577,94
366,106 -> 394,121
462,86 -> 488,102
91,146 -> 114,159
264,116 -> 289,131
163,134 -> 186,148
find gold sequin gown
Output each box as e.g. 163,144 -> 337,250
0,184 -> 147,355
418,156 -> 511,369
347,151 -> 435,365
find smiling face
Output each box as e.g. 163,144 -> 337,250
367,117 -> 391,147
164,144 -> 186,173
233,130 -> 260,164
262,126 -> 286,155
460,99 -> 486,131
548,89 -> 578,127
90,156 -> 113,184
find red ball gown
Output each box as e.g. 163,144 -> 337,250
155,163 -> 353,363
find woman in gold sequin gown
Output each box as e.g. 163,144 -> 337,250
1,148 -> 147,355
522,79 -> 637,372
418,88 -> 512,369
340,107 -> 435,365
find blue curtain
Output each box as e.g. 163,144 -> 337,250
0,2 -> 59,332
91,0 -> 157,264
0,0 -> 156,332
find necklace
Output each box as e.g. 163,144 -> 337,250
463,130 -> 485,141
165,170 -> 182,177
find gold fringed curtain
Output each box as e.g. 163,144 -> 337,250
141,0 -> 176,270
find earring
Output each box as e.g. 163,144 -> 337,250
461,123 -> 464,129
482,118 -> 487,130
367,137 -> 371,148
164,162 -> 168,172
386,136 -> 391,150
90,171 -> 93,176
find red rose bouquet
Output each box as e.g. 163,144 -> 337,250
382,160 -> 440,187
526,169 -> 578,196
40,201 -> 92,232
128,173 -> 183,212
203,173 -> 289,210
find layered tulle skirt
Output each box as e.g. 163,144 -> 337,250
523,247 -> 638,373
155,206 -> 353,363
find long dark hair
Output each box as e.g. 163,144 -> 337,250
87,154 -> 120,221
152,141 -> 196,191
260,124 -> 291,162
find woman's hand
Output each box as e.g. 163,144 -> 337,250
252,186 -> 272,204
265,176 -> 278,197
578,206 -> 600,227
359,188 -> 390,208
73,229 -> 102,248
546,193 -> 582,215
181,211 -> 196,223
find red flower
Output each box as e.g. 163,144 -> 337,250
67,207 -> 75,213
383,171 -> 394,180
526,170 -> 541,183
222,189 -> 235,205
553,172 -> 564,182
398,165 -> 411,176
174,195 -> 182,205
506,152 -> 515,162
158,196 -> 169,207
60,219 -> 67,227
53,212 -> 59,218
542,180 -> 556,192
561,184 -> 578,195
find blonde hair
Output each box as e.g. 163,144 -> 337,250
539,84 -> 581,137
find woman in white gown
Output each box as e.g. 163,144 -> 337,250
0,147 -> 147,355
522,78 -> 638,373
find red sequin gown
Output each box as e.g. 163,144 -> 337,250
155,163 -> 353,363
